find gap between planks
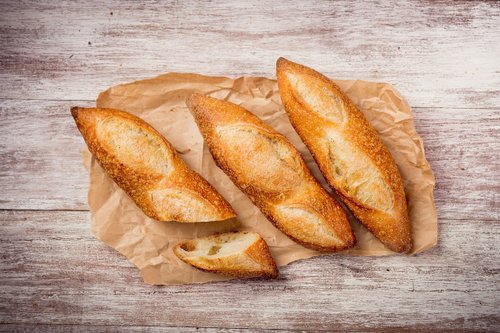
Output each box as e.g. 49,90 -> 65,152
1,96 -> 500,110
0,208 -> 497,224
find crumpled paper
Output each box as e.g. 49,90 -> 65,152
80,73 -> 437,285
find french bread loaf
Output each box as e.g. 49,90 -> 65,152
71,107 -> 235,222
174,231 -> 278,278
186,94 -> 355,252
276,58 -> 412,253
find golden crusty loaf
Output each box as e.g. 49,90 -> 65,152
276,57 -> 412,253
174,231 -> 278,278
186,94 -> 355,252
71,107 -> 235,222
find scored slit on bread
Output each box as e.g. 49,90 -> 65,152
276,57 -> 412,253
186,94 -> 355,252
174,231 -> 278,278
71,107 -> 236,223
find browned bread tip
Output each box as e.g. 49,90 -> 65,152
276,57 -> 412,253
186,94 -> 355,252
71,106 -> 236,222
174,231 -> 279,279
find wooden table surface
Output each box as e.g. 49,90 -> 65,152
1,1 -> 499,332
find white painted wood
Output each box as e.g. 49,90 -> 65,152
0,325 -> 269,333
0,1 -> 499,108
0,211 -> 498,331
0,0 -> 499,331
0,99 -> 94,210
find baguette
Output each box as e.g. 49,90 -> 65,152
174,231 -> 278,278
276,57 -> 412,253
71,107 -> 235,222
186,94 -> 355,251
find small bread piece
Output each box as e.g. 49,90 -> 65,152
186,94 -> 355,252
71,107 -> 235,222
276,57 -> 412,253
174,231 -> 278,278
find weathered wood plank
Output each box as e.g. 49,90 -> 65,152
1,99 -> 498,221
0,211 -> 498,331
0,325 -> 283,333
0,324 -> 490,333
0,0 -> 499,108
0,100 -> 93,210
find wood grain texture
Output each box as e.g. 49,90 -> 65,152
0,0 -> 499,331
0,0 -> 499,109
0,100 -> 93,210
0,99 -> 498,221
0,211 -> 499,332
0,325 -> 279,333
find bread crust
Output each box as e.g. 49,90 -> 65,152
71,107 -> 235,222
186,94 -> 355,252
276,57 -> 412,253
174,231 -> 278,279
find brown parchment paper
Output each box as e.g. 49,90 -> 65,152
81,73 -> 437,285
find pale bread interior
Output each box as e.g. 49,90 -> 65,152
275,205 -> 342,246
149,188 -> 219,222
326,130 -> 394,211
177,232 -> 259,259
217,125 -> 303,192
96,116 -> 173,175
286,72 -> 345,124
